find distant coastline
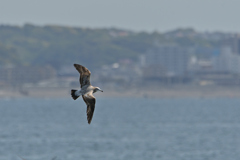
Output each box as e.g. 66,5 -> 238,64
1,85 -> 240,99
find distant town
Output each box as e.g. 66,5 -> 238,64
1,25 -> 240,97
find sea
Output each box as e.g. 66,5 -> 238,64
0,97 -> 240,160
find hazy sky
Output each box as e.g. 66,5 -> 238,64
0,0 -> 239,33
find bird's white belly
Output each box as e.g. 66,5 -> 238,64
75,86 -> 93,96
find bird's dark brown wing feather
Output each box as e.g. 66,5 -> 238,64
74,64 -> 91,88
82,94 -> 96,124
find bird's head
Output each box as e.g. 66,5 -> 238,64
94,87 -> 103,93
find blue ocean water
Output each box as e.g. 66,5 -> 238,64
0,97 -> 240,160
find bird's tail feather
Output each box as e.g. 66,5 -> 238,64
71,89 -> 80,100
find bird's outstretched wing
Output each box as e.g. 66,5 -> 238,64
74,64 -> 91,88
82,93 -> 96,124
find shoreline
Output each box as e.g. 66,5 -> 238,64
1,85 -> 240,99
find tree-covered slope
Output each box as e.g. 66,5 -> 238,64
0,24 -> 222,69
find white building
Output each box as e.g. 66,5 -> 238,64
142,45 -> 190,77
212,47 -> 240,74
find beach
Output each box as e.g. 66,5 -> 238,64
1,85 -> 240,99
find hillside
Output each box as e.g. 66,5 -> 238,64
0,24 -> 223,70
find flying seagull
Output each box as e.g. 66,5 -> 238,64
71,64 -> 103,124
